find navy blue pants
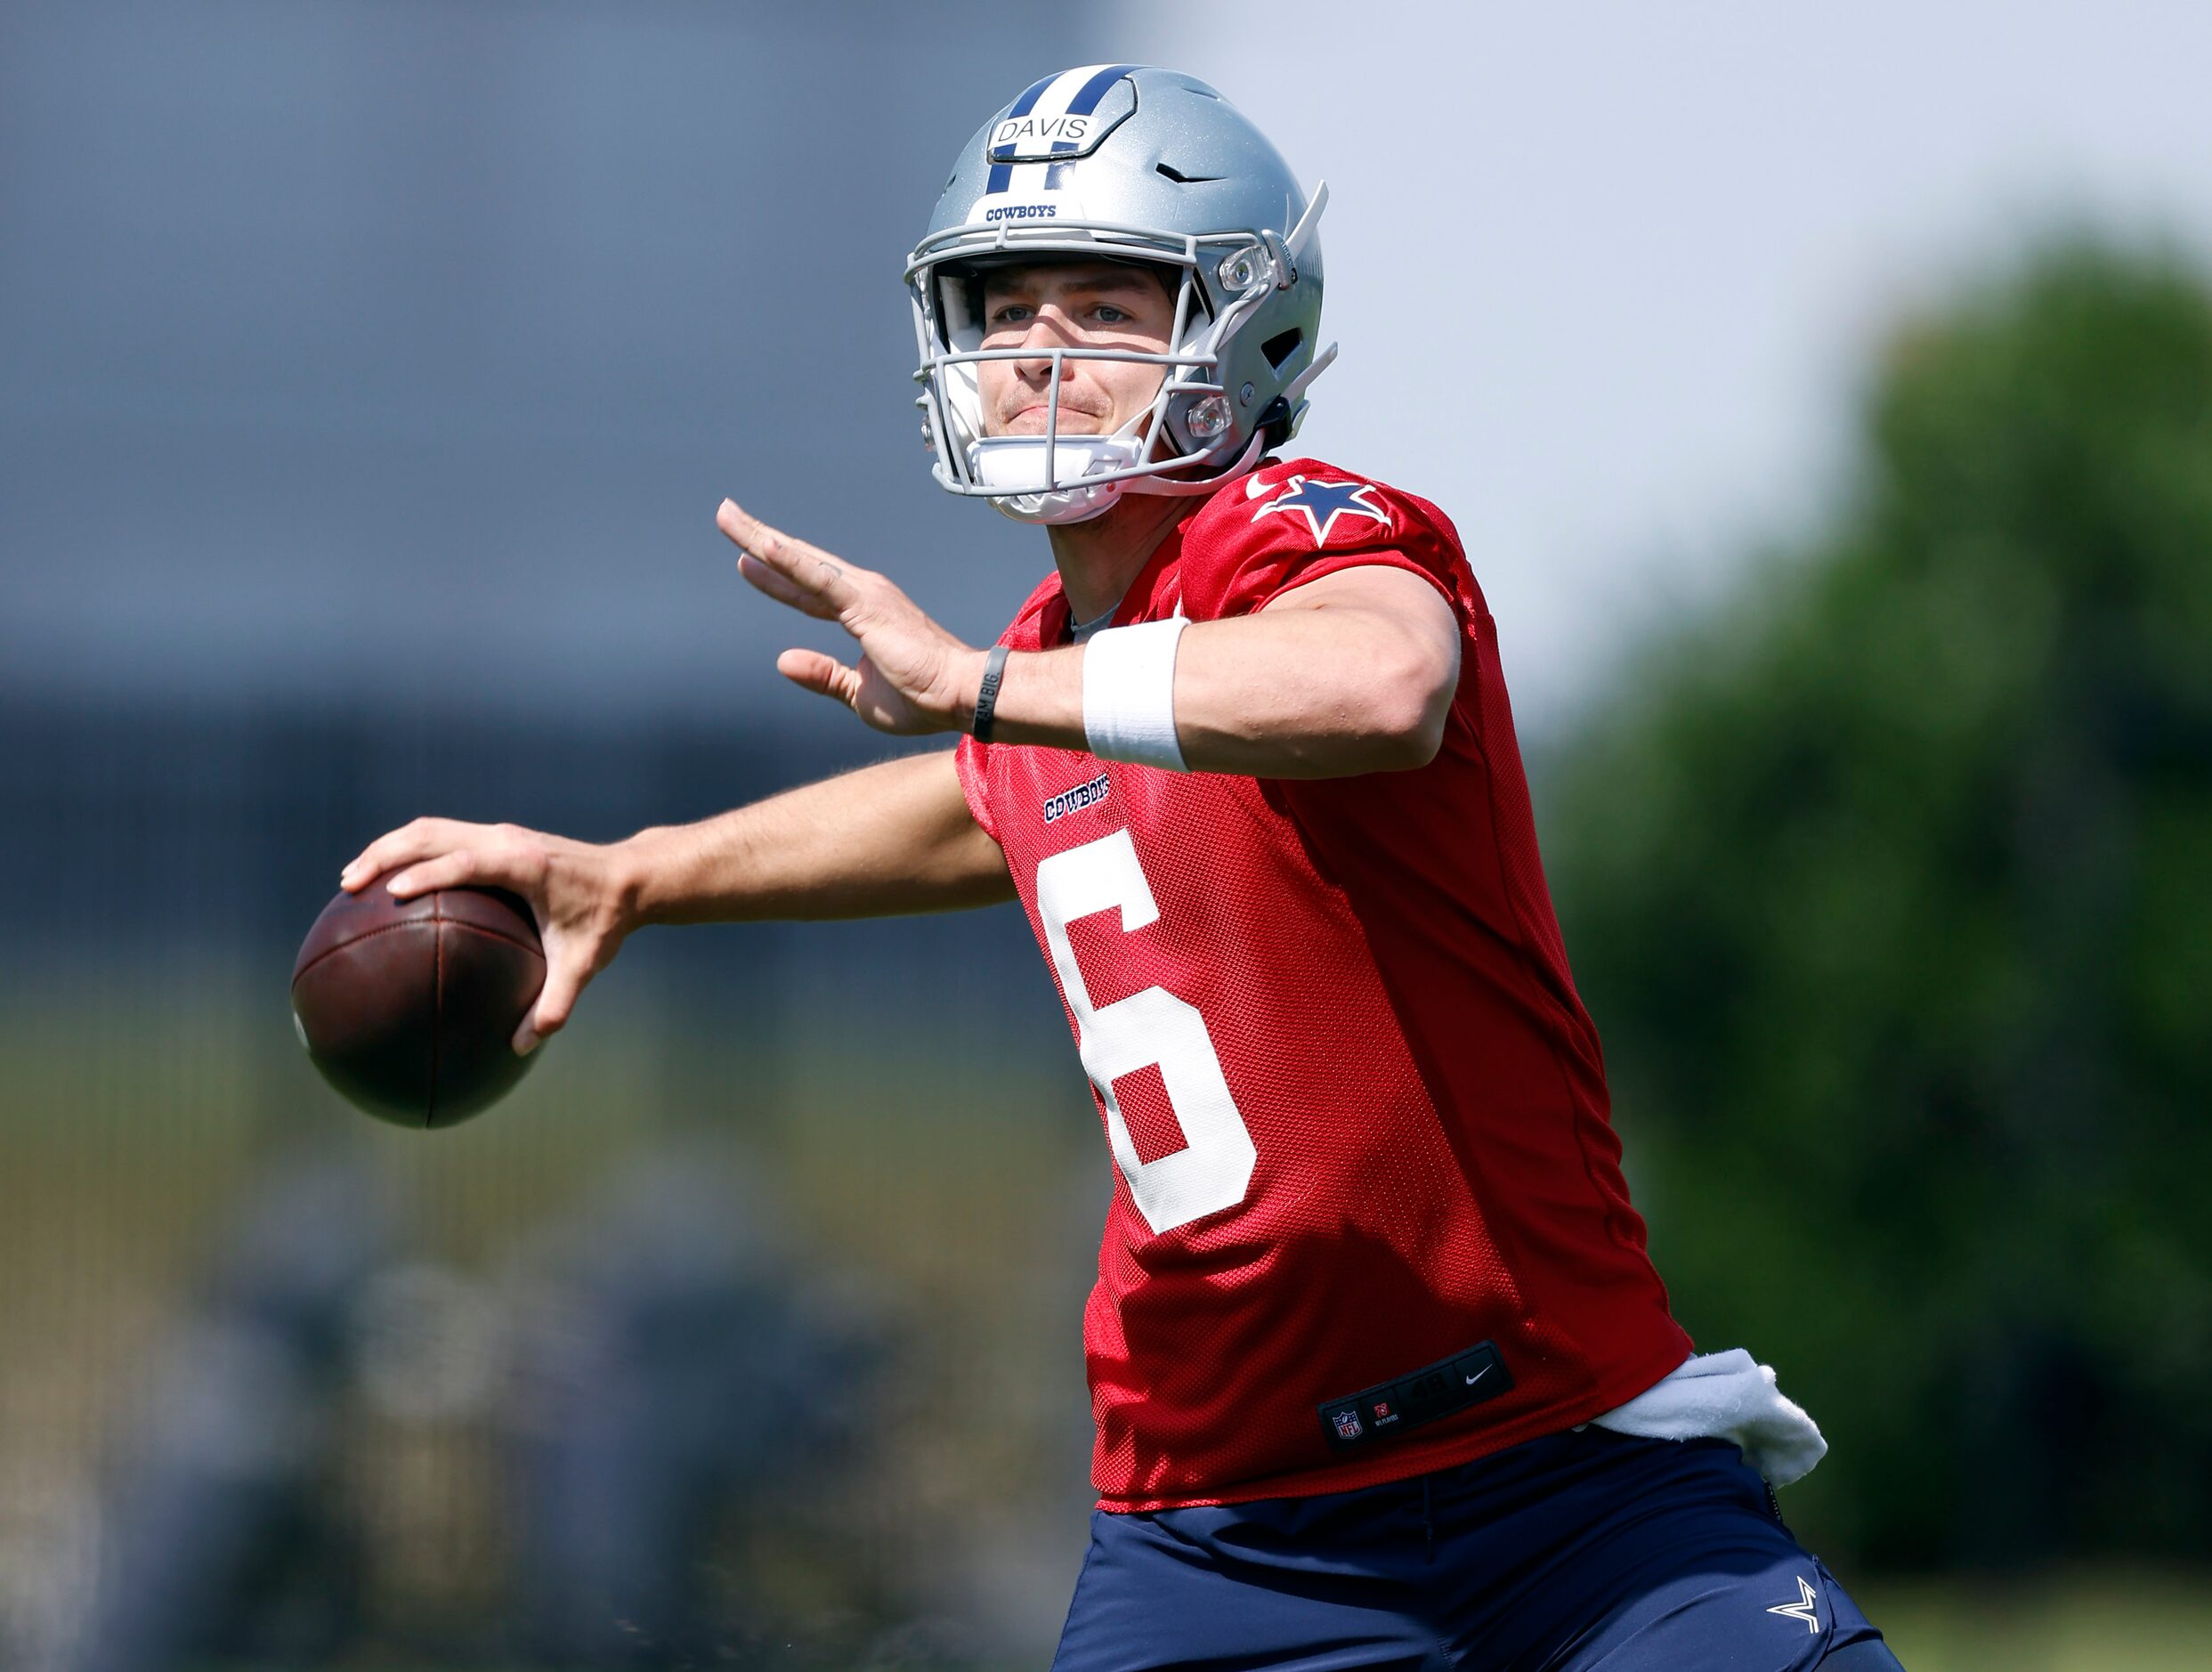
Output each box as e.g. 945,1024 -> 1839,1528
1053,1429 -> 1897,1671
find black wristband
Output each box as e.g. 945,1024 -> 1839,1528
971,645 -> 1010,743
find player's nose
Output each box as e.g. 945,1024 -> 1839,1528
1013,305 -> 1081,371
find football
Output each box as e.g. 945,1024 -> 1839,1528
290,884 -> 547,1128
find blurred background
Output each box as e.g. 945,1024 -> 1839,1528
3,2 -> 2209,1668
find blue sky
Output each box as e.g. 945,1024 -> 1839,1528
1128,1 -> 2212,723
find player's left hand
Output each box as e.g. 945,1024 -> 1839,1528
719,499 -> 983,735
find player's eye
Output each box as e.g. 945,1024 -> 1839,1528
988,304 -> 1033,328
1093,304 -> 1130,325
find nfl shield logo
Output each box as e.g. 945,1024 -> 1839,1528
1332,1407 -> 1364,1441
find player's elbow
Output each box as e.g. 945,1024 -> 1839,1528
1360,641 -> 1456,770
1365,696 -> 1448,771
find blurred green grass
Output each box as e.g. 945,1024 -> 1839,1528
1858,1572 -> 2212,1670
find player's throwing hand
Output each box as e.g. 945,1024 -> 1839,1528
719,498 -> 984,735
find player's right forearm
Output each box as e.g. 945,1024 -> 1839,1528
618,747 -> 1012,927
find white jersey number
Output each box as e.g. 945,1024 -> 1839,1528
1034,828 -> 1257,1235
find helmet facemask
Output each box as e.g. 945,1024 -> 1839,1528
907,208 -> 1332,524
908,66 -> 1336,524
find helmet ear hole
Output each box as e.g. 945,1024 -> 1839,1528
1261,328 -> 1303,370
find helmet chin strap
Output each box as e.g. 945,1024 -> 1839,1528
968,331 -> 1341,524
970,429 -> 1149,524
976,381 -> 1293,524
976,426 -> 1268,524
1121,426 -> 1269,498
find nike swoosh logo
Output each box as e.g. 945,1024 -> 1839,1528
1463,1366 -> 1490,1386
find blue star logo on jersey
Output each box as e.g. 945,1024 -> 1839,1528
1252,475 -> 1394,546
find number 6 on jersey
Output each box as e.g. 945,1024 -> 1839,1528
1034,829 -> 1258,1234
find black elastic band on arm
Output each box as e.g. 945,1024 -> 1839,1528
972,645 -> 1010,743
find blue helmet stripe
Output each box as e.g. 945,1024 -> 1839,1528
984,70 -> 1061,194
1068,64 -> 1137,118
1051,63 -> 1138,152
1008,69 -> 1061,118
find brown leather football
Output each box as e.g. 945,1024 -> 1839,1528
290,884 -> 547,1128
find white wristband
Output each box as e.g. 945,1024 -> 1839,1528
1082,617 -> 1189,772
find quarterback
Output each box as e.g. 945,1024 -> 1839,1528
345,66 -> 1901,1671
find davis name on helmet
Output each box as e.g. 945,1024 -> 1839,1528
906,66 -> 1338,525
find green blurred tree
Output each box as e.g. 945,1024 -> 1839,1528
1544,240 -> 2212,1571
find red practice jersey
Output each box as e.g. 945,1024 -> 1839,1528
954,457 -> 1691,1511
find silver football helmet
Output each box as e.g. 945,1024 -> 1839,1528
906,65 -> 1336,524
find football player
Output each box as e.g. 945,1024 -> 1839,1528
344,66 -> 1903,1671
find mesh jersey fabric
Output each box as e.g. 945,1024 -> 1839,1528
954,457 -> 1691,1512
